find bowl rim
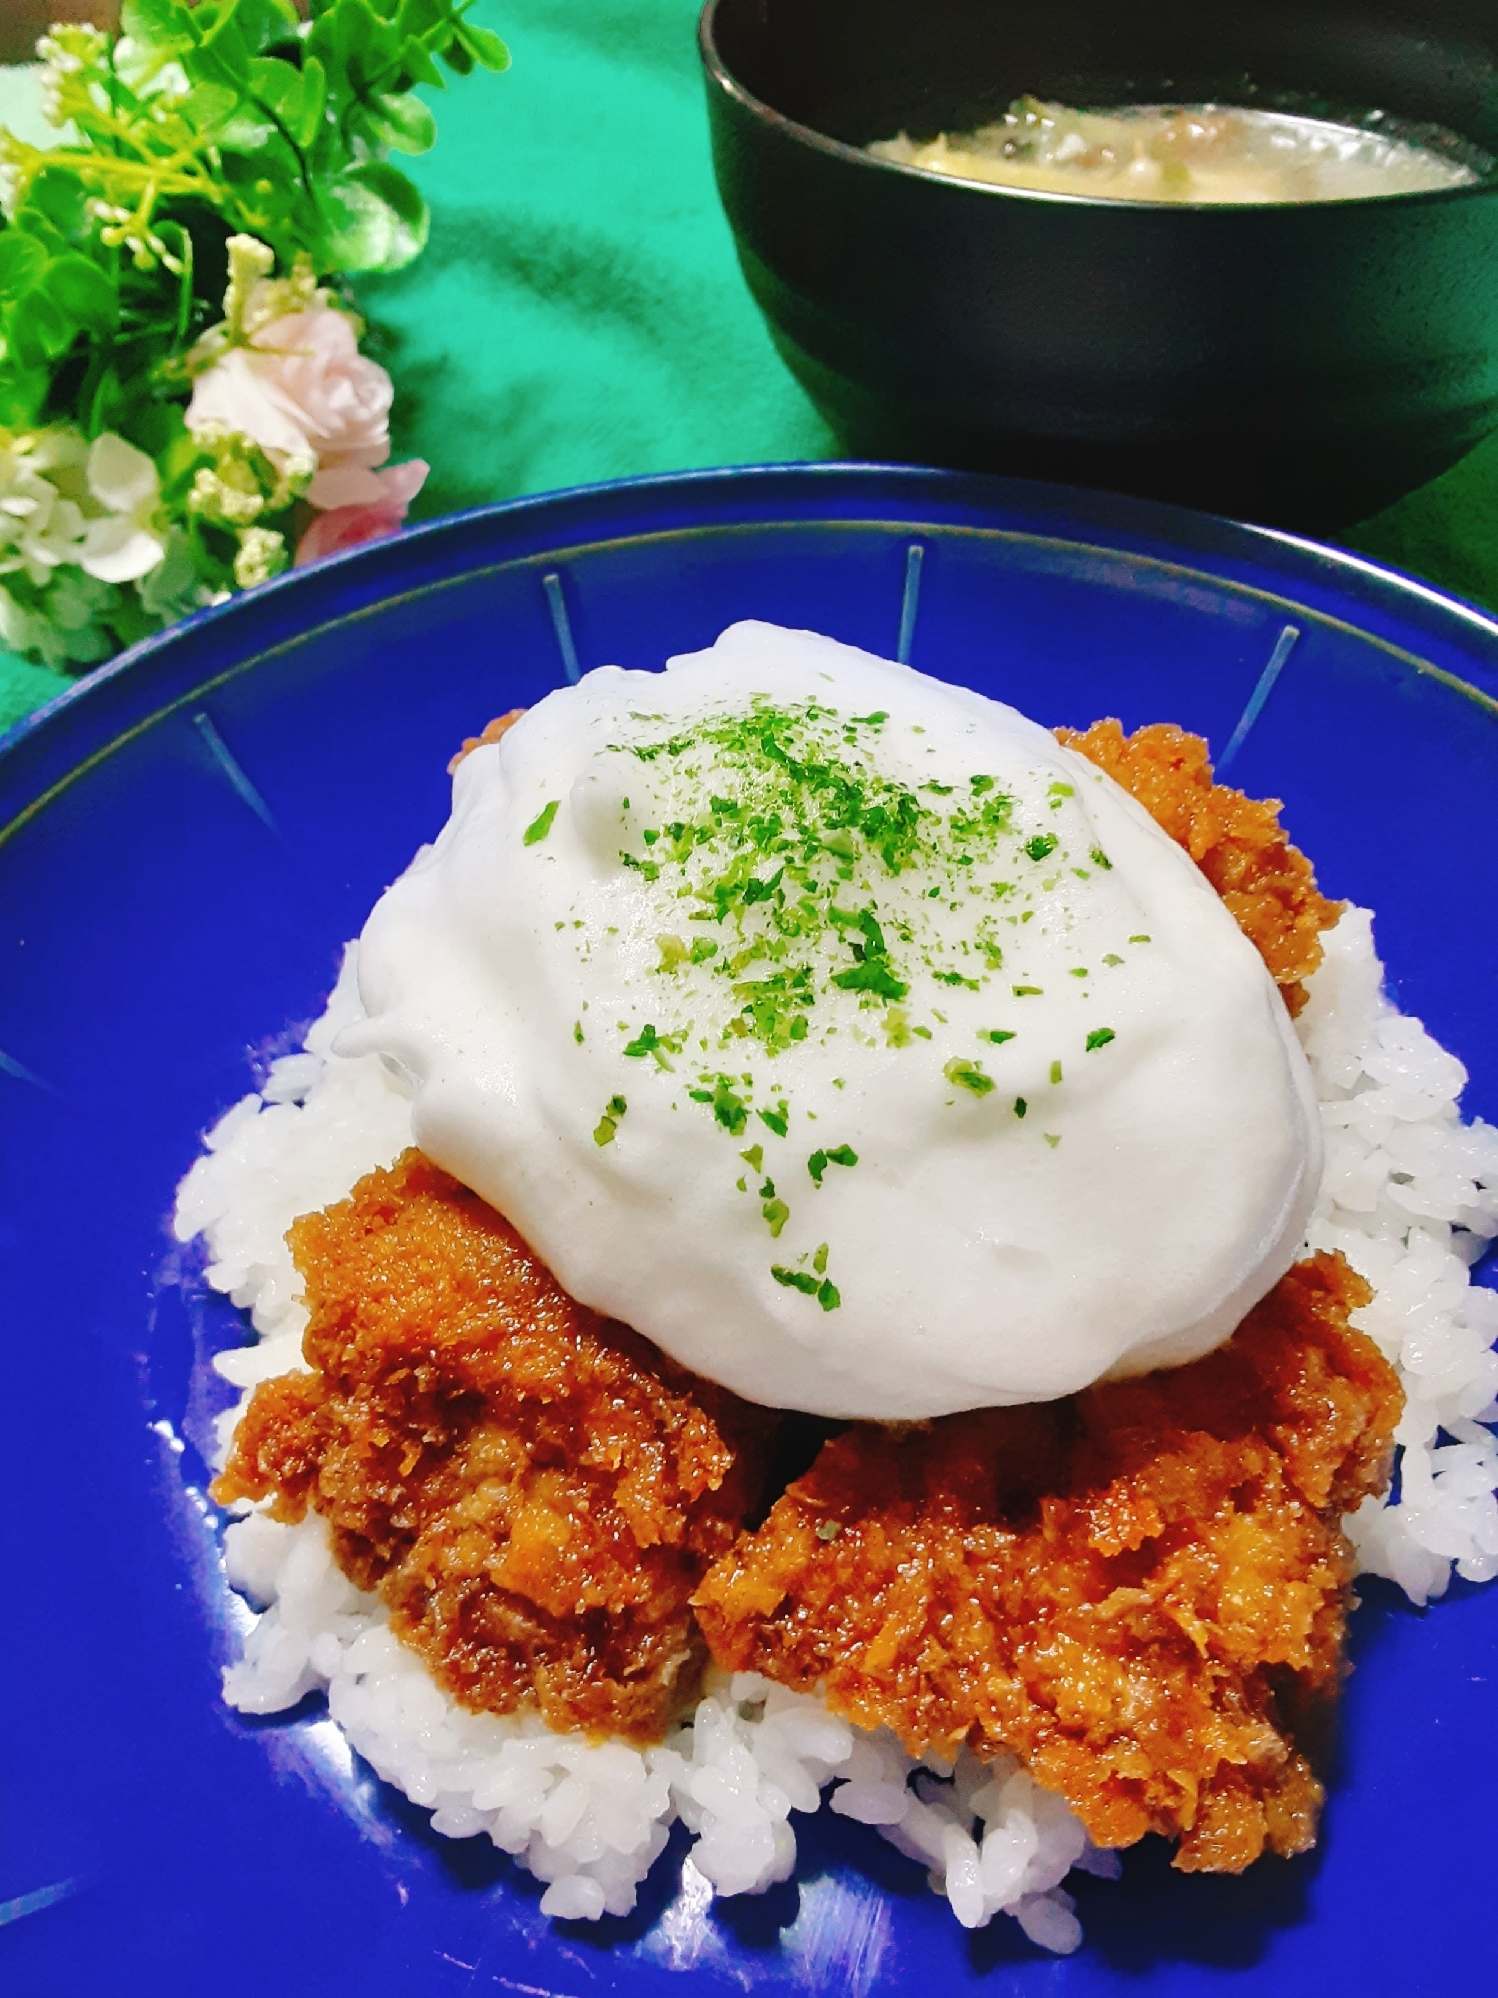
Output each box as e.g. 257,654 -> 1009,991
697,0 -> 1498,214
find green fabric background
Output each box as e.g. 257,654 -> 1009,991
3,0 -> 1497,732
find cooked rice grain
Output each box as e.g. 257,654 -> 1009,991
173,908 -> 1498,1946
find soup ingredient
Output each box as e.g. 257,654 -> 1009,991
342,623 -> 1323,1421
870,98 -> 1483,205
212,1148 -> 772,1743
694,1251 -> 1402,1872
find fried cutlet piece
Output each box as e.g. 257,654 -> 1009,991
213,1149 -> 773,1742
447,707 -> 524,775
694,1254 -> 1401,1872
1059,720 -> 1342,1013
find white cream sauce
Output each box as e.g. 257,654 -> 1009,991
341,623 -> 1322,1419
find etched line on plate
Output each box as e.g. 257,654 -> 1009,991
0,1046 -> 58,1094
192,712 -> 280,834
1218,623 -> 1301,772
542,570 -> 582,684
0,1877 -> 77,1926
6,525 -> 1489,860
896,541 -> 925,664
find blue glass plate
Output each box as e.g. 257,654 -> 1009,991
3,465 -> 1495,1998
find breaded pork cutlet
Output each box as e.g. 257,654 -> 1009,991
1059,719 -> 1342,1013
693,1255 -> 1402,1872
214,1150 -> 774,1742
220,718 -> 1384,1874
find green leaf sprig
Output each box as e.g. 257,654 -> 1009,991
0,3 -> 507,439
0,3 -> 505,668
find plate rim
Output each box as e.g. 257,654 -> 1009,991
5,461 -> 1498,844
5,455 -> 1498,1992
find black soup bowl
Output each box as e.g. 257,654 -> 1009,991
700,0 -> 1498,528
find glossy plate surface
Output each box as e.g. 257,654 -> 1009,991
2,464 -> 1495,1998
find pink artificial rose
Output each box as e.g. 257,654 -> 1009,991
187,306 -> 394,496
294,460 -> 429,567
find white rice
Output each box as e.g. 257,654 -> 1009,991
173,908 -> 1498,1948
1297,911 -> 1498,1598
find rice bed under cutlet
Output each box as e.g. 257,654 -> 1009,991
173,724 -> 1498,1946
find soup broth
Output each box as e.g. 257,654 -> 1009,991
869,98 -> 1486,204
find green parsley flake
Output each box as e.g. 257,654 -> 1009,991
696,1076 -> 748,1133
1086,1028 -> 1117,1052
813,1242 -> 830,1274
944,1057 -> 995,1097
1090,847 -> 1112,870
655,933 -> 720,973
593,701 -> 1129,1163
1044,1133 -> 1061,1148
815,1519 -> 842,1541
593,1095 -> 628,1145
595,699 -> 1040,1066
761,1191 -> 790,1236
573,1021 -> 584,1044
773,1266 -> 817,1293
771,1265 -> 842,1310
523,800 -> 560,846
623,1023 -> 679,1070
833,958 -> 909,1000
1102,953 -> 1124,967
1129,934 -> 1152,944
1049,1060 -> 1063,1085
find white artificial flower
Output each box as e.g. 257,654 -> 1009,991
0,430 -> 90,584
79,433 -> 167,584
232,525 -> 287,590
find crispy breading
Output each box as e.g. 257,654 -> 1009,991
447,707 -> 524,775
212,1150 -> 772,1742
1059,719 -> 1342,1012
215,714 -> 1387,1878
693,1255 -> 1401,1872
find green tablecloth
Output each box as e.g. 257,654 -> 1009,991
3,0 -> 1497,732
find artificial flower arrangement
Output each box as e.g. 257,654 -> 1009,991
0,0 -> 506,672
